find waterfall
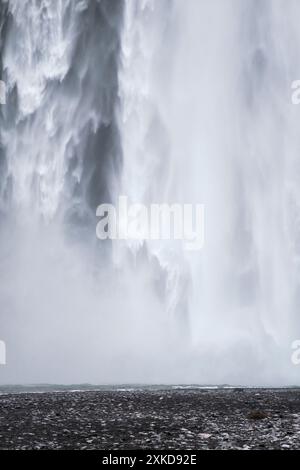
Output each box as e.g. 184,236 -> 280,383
0,0 -> 300,386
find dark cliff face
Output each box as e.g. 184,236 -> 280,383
63,0 -> 124,220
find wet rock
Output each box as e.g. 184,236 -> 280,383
248,410 -> 269,420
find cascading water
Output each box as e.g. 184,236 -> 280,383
0,0 -> 300,386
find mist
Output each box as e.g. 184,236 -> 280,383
0,0 -> 300,386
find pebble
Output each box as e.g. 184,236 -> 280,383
0,388 -> 299,449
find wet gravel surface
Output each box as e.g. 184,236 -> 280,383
0,388 -> 300,449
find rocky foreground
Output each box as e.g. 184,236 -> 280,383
0,388 -> 300,450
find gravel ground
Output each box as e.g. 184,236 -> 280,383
0,388 -> 300,450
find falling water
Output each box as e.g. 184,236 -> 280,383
1,0 -> 300,386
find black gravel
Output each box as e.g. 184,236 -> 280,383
0,388 -> 300,450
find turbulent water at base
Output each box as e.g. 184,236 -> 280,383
0,0 -> 300,386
